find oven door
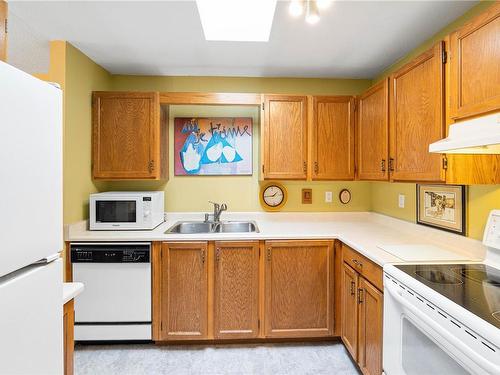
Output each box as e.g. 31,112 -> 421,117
90,196 -> 144,230
384,278 -> 499,375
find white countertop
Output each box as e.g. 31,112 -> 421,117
65,212 -> 486,266
63,282 -> 84,305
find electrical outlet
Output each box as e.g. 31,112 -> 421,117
325,191 -> 333,203
398,194 -> 405,208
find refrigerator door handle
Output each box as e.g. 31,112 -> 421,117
34,253 -> 61,264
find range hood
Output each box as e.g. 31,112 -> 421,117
429,112 -> 500,154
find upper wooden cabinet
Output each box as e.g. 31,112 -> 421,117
158,242 -> 208,341
357,80 -> 389,181
449,3 -> 500,120
264,240 -> 334,338
262,95 -> 308,180
92,92 -> 168,180
389,42 -> 446,182
213,241 -> 260,340
312,96 -> 355,180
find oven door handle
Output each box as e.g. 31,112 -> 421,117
385,281 -> 500,375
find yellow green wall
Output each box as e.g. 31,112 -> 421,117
370,1 -> 500,240
64,44 -> 111,224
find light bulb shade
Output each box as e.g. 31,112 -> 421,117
306,0 -> 320,24
289,0 -> 304,17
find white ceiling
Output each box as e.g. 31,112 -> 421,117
8,0 -> 477,78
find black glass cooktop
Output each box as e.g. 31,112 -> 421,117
395,263 -> 500,328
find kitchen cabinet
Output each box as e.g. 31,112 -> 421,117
158,242 -> 208,340
449,2 -> 500,120
341,263 -> 358,360
0,1 -> 6,62
341,244 -> 383,375
311,96 -> 355,180
357,277 -> 383,375
357,80 -> 389,181
63,299 -> 74,375
92,91 -> 168,180
264,240 -> 334,338
213,241 -> 259,339
262,95 -> 308,180
389,42 -> 446,182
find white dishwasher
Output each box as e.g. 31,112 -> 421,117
71,242 -> 151,341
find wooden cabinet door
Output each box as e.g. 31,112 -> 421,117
92,92 -> 162,179
312,96 -> 355,180
213,241 -> 259,339
449,3 -> 500,120
263,95 -> 308,179
358,277 -> 383,375
357,80 -> 389,181
160,242 -> 208,340
389,42 -> 446,182
341,263 -> 358,361
264,240 -> 334,338
63,300 -> 74,375
0,1 -> 7,62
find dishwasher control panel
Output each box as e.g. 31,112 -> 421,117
71,243 -> 150,263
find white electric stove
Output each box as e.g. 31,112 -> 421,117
383,210 -> 500,375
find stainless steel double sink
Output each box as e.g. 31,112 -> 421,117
165,221 -> 259,234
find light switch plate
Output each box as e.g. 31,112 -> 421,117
325,191 -> 332,203
398,194 -> 405,208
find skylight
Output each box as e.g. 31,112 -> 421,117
196,0 -> 277,42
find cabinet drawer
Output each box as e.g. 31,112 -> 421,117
342,244 -> 383,291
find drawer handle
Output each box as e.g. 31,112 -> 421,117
358,288 -> 364,304
350,281 -> 355,296
352,259 -> 363,268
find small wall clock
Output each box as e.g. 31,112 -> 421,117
260,183 -> 287,211
339,189 -> 352,204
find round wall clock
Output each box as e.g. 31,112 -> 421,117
339,189 -> 352,204
260,183 -> 287,211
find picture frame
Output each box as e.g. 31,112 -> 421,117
174,117 -> 253,176
416,184 -> 466,235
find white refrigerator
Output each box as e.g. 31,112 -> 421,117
0,61 -> 64,374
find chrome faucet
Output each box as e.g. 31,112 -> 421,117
205,201 -> 228,223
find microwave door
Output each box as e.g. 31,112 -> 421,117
91,197 -> 144,230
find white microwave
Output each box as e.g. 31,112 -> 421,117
89,191 -> 164,230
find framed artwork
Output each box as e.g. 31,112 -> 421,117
174,117 -> 253,176
416,184 -> 466,235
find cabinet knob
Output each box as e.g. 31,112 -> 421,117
350,281 -> 355,296
148,160 -> 155,173
201,249 -> 206,264
380,159 -> 386,172
314,162 -> 319,174
267,248 -> 272,261
303,161 -> 307,173
216,248 -> 220,262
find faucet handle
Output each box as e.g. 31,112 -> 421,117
208,200 -> 220,210
220,203 -> 228,211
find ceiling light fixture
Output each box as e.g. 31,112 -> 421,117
289,0 -> 304,17
305,0 -> 320,24
196,0 -> 277,42
289,0 -> 331,25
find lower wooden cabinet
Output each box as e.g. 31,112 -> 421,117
358,277 -> 383,375
159,242 -> 209,340
341,249 -> 383,375
264,240 -> 334,338
213,241 -> 260,339
341,263 -> 358,359
63,299 -> 74,375
153,240 -> 336,342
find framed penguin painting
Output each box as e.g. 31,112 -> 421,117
174,117 -> 253,176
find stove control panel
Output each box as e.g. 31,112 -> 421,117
484,210 -> 500,250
